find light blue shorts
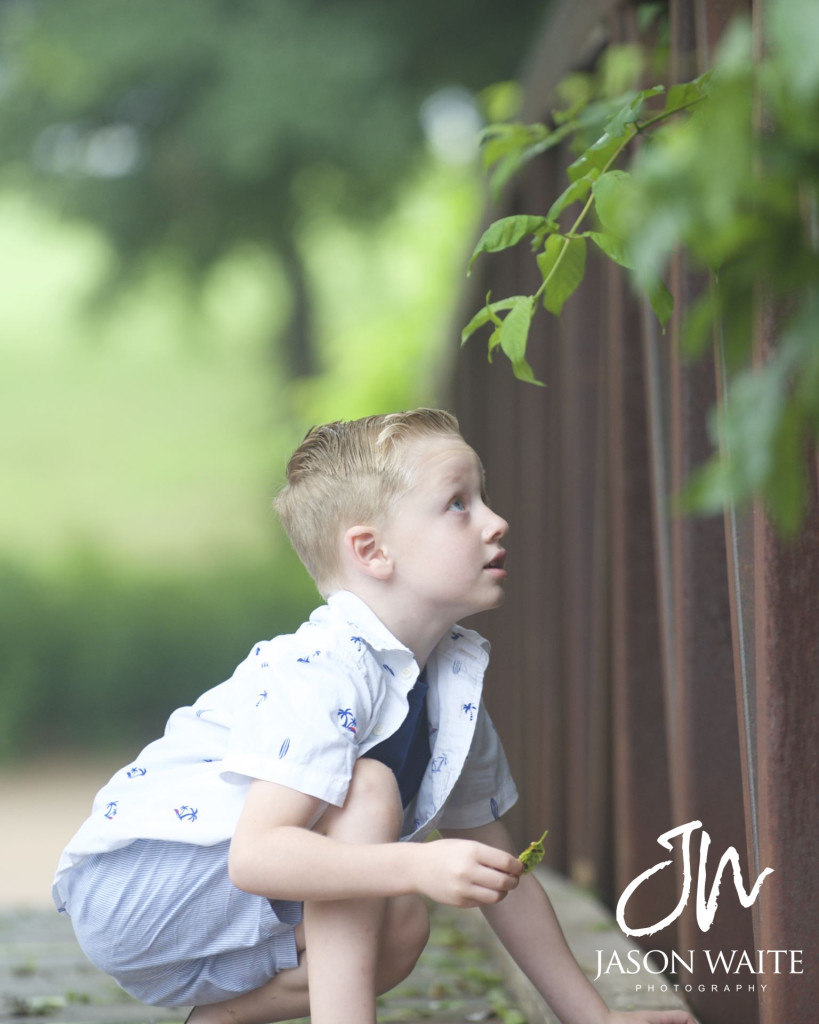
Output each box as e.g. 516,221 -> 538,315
60,839 -> 302,1006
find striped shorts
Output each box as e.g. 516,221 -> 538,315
60,839 -> 302,1006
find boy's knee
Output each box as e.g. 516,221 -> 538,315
395,894 -> 430,960
348,757 -> 399,800
348,758 -> 403,832
319,758 -> 403,842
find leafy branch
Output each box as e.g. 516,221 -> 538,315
462,74 -> 710,385
463,0 -> 819,535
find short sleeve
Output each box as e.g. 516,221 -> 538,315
220,639 -> 379,807
437,702 -> 518,830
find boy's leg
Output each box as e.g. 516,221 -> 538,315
190,758 -> 428,1024
303,757 -> 424,1024
189,895 -> 427,1024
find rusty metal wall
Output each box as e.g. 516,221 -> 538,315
450,3 -> 818,1023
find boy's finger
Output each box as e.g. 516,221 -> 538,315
477,843 -> 524,875
468,882 -> 513,905
469,865 -> 520,897
507,855 -> 524,876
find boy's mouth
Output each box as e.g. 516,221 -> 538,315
484,550 -> 508,577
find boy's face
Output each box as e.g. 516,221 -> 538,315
380,434 -> 509,625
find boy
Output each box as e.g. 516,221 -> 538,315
53,409 -> 696,1024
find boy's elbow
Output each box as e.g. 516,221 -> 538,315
228,824 -> 304,896
228,833 -> 277,895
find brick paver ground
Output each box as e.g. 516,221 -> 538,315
0,903 -> 527,1024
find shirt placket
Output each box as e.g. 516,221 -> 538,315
405,642 -> 486,837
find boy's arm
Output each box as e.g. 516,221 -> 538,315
440,820 -> 698,1024
229,775 -> 521,907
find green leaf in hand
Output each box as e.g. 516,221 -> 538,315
518,829 -> 549,873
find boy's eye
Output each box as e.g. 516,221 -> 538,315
449,497 -> 467,512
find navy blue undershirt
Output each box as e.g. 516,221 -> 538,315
363,670 -> 430,808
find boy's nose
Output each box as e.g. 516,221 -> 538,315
483,509 -> 509,541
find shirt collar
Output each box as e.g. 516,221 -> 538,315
323,590 -> 490,663
323,590 -> 414,657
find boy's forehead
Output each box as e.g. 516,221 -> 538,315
404,433 -> 484,479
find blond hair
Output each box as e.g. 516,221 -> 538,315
276,409 -> 461,594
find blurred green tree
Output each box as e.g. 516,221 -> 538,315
0,0 -> 547,376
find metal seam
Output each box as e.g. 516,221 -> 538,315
717,320 -> 761,880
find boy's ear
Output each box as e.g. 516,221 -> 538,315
342,525 -> 393,581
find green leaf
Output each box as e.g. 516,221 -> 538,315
492,122 -> 576,197
717,349 -> 808,532
786,299 -> 819,421
468,216 -> 552,273
586,231 -> 634,269
720,363 -> 788,488
487,327 -> 501,362
487,125 -> 577,199
566,132 -> 623,182
663,77 -> 711,115
461,295 -> 532,345
518,829 -> 549,872
602,109 -> 639,143
487,152 -> 531,199
481,120 -> 572,171
604,85 -> 664,138
536,235 -> 561,286
675,455 -> 732,516
680,289 -> 719,358
537,235 -> 587,316
646,277 -> 673,329
498,296 -> 535,364
480,122 -> 543,170
477,80 -> 525,123
592,170 -> 634,237
599,45 -> 646,98
765,401 -> 808,536
680,357 -> 792,518
512,355 -> 545,386
546,174 -> 596,222
552,71 -> 594,123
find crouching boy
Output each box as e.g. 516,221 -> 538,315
54,410 -> 697,1024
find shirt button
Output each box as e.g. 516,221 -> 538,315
400,666 -> 413,679
372,723 -> 386,736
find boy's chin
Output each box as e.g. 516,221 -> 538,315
467,588 -> 507,617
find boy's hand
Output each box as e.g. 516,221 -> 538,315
414,838 -> 522,907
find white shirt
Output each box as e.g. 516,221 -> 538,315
53,591 -> 518,908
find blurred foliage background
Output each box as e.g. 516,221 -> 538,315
0,0 -> 548,761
